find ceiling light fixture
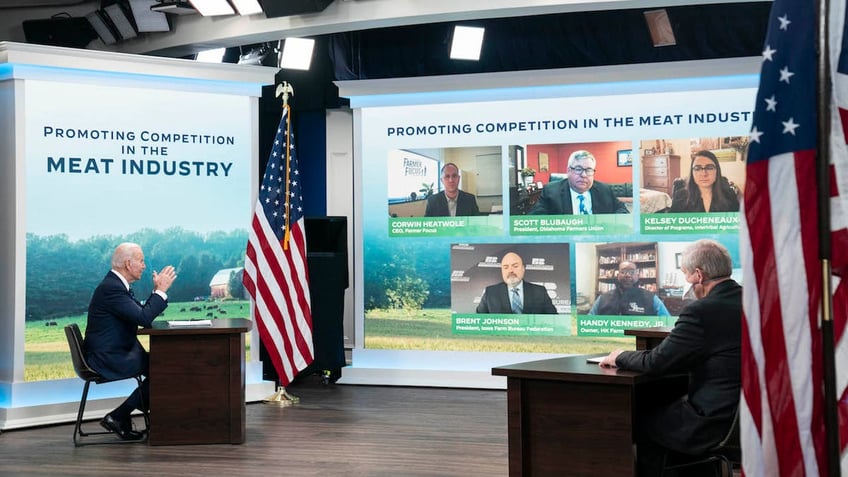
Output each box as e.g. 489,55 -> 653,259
229,0 -> 262,16
85,10 -> 118,45
643,9 -> 677,47
237,43 -> 273,65
129,0 -> 170,31
280,37 -> 315,70
188,0 -> 235,16
103,2 -> 138,40
450,25 -> 485,61
196,47 -> 226,63
150,1 -> 197,14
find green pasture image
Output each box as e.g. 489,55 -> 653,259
364,308 -> 633,354
24,300 -> 252,381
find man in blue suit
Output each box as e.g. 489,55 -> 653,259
530,150 -> 629,215
84,242 -> 177,440
476,251 -> 557,314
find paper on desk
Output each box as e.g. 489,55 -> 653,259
167,320 -> 212,327
586,356 -> 611,365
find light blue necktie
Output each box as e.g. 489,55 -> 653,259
578,194 -> 589,215
510,287 -> 523,314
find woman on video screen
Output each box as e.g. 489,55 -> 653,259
669,150 -> 739,213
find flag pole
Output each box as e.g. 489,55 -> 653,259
262,80 -> 301,407
815,0 -> 841,473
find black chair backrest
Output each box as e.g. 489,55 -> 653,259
64,324 -> 102,382
715,406 -> 741,451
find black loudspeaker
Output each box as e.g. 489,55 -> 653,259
23,17 -> 97,48
302,216 -> 348,381
259,0 -> 334,18
260,216 -> 348,384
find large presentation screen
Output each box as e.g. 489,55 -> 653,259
356,71 -> 756,363
23,79 -> 254,381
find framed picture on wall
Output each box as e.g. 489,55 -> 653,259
538,152 -> 549,171
617,149 -> 633,167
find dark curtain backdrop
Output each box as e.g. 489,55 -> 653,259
256,1 -> 772,219
328,3 -> 771,80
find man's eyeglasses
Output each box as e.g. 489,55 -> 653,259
618,269 -> 638,275
569,167 -> 595,176
692,165 -> 717,173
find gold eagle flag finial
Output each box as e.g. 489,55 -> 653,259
275,81 -> 294,109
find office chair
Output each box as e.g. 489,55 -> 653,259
64,324 -> 149,446
662,408 -> 740,477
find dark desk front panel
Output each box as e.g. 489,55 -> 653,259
494,355 -> 687,477
511,377 -> 635,476
142,319 -> 250,446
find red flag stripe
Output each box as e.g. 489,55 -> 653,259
744,1 -> 848,474
247,215 -> 297,380
742,151 -> 824,476
243,104 -> 314,388
249,227 -> 310,383
258,214 -> 311,350
248,210 -> 313,384
743,156 -> 803,476
838,107 -> 848,144
795,151 -> 828,476
829,4 -> 848,470
786,149 -> 826,475
266,219 -> 312,367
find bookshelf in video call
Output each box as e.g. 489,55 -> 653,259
595,242 -> 659,301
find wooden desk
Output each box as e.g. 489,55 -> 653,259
624,326 -> 671,350
492,355 -> 686,477
139,318 -> 251,445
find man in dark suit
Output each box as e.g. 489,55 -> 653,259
425,162 -> 480,217
599,239 -> 741,476
476,251 -> 557,314
530,150 -> 629,215
84,242 -> 177,440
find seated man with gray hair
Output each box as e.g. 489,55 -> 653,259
599,239 -> 741,476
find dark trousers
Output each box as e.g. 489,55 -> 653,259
112,376 -> 148,420
127,377 -> 149,412
637,437 -> 722,477
636,436 -> 669,477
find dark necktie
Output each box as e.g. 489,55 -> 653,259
128,288 -> 141,305
511,287 -> 523,314
578,194 -> 589,215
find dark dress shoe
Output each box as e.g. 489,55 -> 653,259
100,414 -> 144,441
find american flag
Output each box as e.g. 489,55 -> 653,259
742,0 -> 848,475
243,105 -> 313,386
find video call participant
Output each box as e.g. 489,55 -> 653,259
84,242 -> 177,441
589,261 -> 670,316
476,251 -> 557,314
530,150 -> 629,215
425,162 -> 480,217
669,150 -> 740,213
599,239 -> 741,476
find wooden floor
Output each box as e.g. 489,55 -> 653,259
0,375 -> 508,477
